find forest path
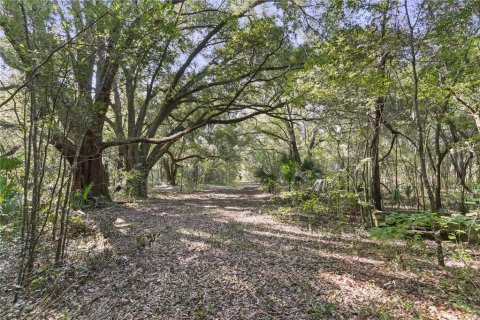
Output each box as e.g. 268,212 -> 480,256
57,184 -> 471,319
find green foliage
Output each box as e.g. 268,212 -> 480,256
438,213 -> 480,242
71,183 -> 94,210
281,158 -> 296,186
404,185 -> 413,199
254,167 -> 278,193
371,211 -> 480,242
301,197 -> 327,215
370,212 -> 433,240
0,156 -> 22,171
30,263 -> 61,291
0,0 -> 479,317
391,188 -> 400,204
276,190 -> 310,206
68,214 -> 95,238
125,169 -> 147,197
440,267 -> 480,314
254,167 -> 275,182
0,153 -> 21,225
83,183 -> 94,201
301,158 -> 317,172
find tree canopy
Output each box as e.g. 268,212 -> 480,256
1,0 -> 480,318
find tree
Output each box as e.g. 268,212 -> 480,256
1,0 -> 307,198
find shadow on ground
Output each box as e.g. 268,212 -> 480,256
43,184 -> 479,319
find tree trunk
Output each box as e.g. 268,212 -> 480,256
163,158 -> 177,186
125,165 -> 149,198
406,1 -> 435,212
52,130 -> 110,199
73,156 -> 109,199
171,168 -> 178,186
286,120 -> 301,167
433,123 -> 449,211
369,6 -> 388,211
192,160 -> 199,184
168,167 -> 178,186
370,97 -> 384,211
122,144 -> 173,198
434,161 -> 442,211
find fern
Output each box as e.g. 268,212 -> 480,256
83,183 -> 94,201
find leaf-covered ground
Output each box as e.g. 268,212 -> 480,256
1,184 -> 479,319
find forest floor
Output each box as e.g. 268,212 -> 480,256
1,184 -> 480,319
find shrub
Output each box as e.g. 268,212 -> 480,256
0,153 -> 21,225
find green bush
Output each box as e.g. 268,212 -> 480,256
69,214 -> 95,238
371,211 -> 480,242
301,198 -> 327,215
276,190 -> 310,206
70,183 -> 94,210
0,153 -> 22,225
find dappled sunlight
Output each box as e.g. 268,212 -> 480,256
178,252 -> 201,265
179,238 -> 212,252
177,228 -> 212,239
313,248 -> 386,266
17,185 -> 477,319
247,229 -> 307,241
445,259 -> 478,269
317,270 -> 469,319
247,237 -> 279,249
225,214 -> 275,225
3,0 -> 479,315
318,271 -> 387,303
224,206 -> 250,211
113,217 -> 131,235
243,229 -> 362,256
315,271 -> 417,318
245,228 -> 366,252
70,232 -> 112,255
252,193 -> 270,199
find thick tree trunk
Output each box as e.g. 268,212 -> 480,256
72,150 -> 110,199
118,143 -> 149,198
125,166 -> 149,198
170,171 -> 177,186
52,131 -> 110,199
125,143 -> 140,172
123,145 -> 173,198
69,45 -> 119,199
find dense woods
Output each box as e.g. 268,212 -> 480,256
1,0 -> 479,319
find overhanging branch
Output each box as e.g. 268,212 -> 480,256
100,102 -> 286,150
